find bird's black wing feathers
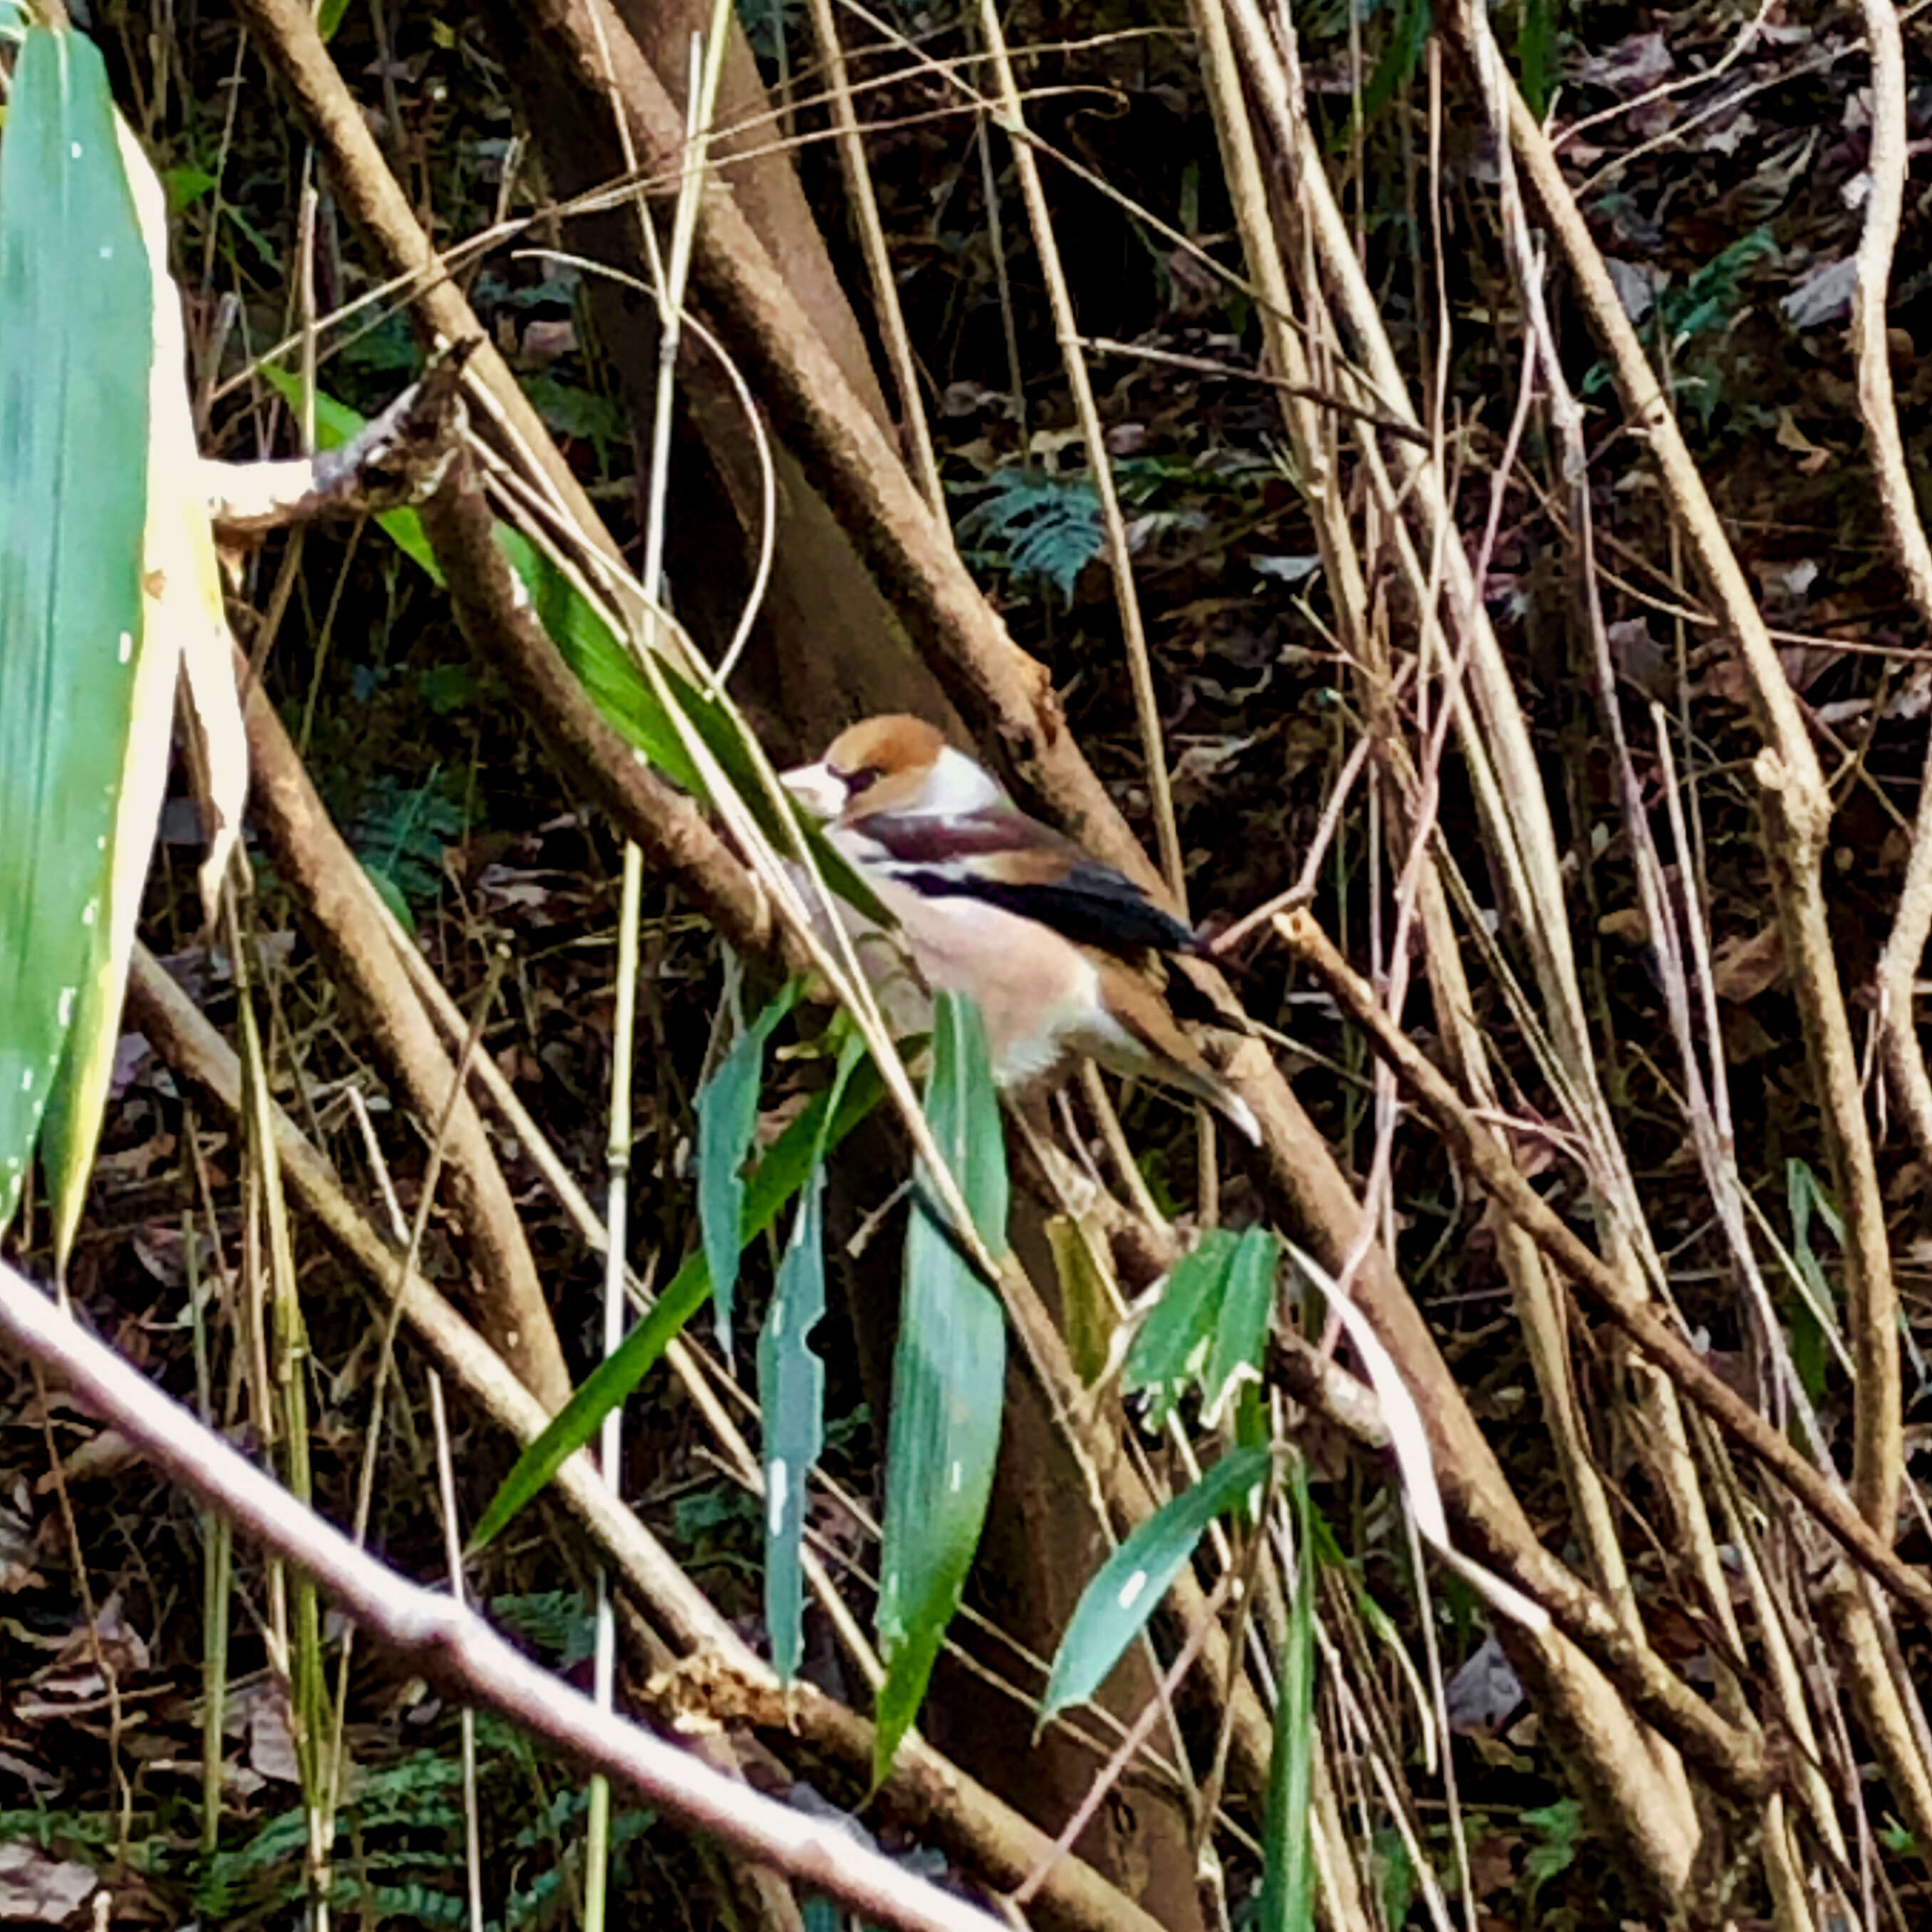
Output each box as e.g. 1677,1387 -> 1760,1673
924,862 -> 1200,958
860,810 -> 1201,960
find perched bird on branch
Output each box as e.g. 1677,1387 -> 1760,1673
782,714 -> 1260,1143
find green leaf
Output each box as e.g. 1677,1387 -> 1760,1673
1202,1228 -> 1278,1427
255,374 -> 894,935
160,164 -> 216,215
1787,1157 -> 1841,1406
0,28 -> 153,1234
1123,1228 -> 1239,1427
1259,1456 -> 1315,1932
761,1035 -> 862,1684
1516,0 -> 1554,119
759,1038 -> 861,1682
470,1057 -> 882,1550
874,993 -> 1008,1779
697,984 -> 795,1355
760,1173 -> 827,1680
1040,1444 -> 1269,1726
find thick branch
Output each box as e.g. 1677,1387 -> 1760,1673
415,449 -> 773,959
125,946 -> 1167,1932
242,672 -> 573,1412
0,1259 -> 1000,1932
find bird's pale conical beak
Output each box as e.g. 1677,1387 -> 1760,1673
780,760 -> 845,821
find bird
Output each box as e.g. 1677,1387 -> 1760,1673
782,714 -> 1261,1143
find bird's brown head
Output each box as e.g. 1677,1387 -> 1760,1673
784,714 -> 1001,824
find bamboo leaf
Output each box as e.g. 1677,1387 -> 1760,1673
1260,1457 -> 1316,1932
1201,1227 -> 1278,1427
760,1172 -> 827,1680
1123,1228 -> 1238,1428
0,28 -> 153,1234
874,992 -> 1008,1779
43,105 -> 247,1265
1039,1445 -> 1270,1727
758,1038 -> 861,1682
696,983 -> 796,1355
470,1057 -> 882,1550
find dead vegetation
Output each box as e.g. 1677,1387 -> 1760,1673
4,1 -> 1932,1928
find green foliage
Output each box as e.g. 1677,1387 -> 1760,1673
192,1737 -> 654,1927
1514,0 -> 1557,118
1259,1457 -> 1316,1932
874,993 -> 1009,1778
760,1037 -> 862,1680
698,984 -> 799,1355
1040,1444 -> 1270,1726
1125,1226 -> 1278,1430
0,25 -> 153,1236
1584,226 -> 1779,425
491,1589 -> 599,1668
350,767 -> 467,914
1522,1798 -> 1585,1906
472,1056 -> 885,1549
1786,1156 -> 1843,1406
954,467 -> 1104,604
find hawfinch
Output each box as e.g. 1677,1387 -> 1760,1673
782,715 -> 1261,1143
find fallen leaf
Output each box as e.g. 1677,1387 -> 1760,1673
0,1841 -> 97,1923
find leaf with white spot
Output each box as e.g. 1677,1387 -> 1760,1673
0,28 -> 152,1237
1039,1444 -> 1271,1727
874,992 -> 1008,1779
1124,1227 -> 1238,1427
698,982 -> 796,1356
470,1052 -> 883,1552
758,1035 -> 860,1682
1259,1455 -> 1317,1932
1202,1226 -> 1277,1428
41,104 -> 249,1264
759,1172 -> 826,1683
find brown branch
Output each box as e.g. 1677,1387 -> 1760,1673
1860,0 -> 1932,1220
0,1259 -> 1002,1932
206,345 -> 473,534
1278,908 -> 1932,1628
125,946 -> 1168,1932
415,448 -> 773,960
1449,3 -> 1901,1543
241,671 -> 573,1412
127,944 -> 751,1662
230,0 -> 629,575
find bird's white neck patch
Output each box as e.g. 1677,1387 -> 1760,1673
917,745 -> 1006,815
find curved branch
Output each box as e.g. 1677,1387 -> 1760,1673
0,1259 -> 1001,1932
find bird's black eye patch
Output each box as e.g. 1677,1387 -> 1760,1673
842,766 -> 880,796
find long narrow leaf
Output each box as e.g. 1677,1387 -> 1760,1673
470,1057 -> 882,1550
0,29 -> 153,1232
1260,1456 -> 1316,1932
44,108 -> 247,1264
1039,1444 -> 1270,1726
759,1173 -> 826,1680
697,983 -> 796,1355
759,1038 -> 861,1682
874,993 -> 1008,1779
1202,1227 -> 1278,1427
